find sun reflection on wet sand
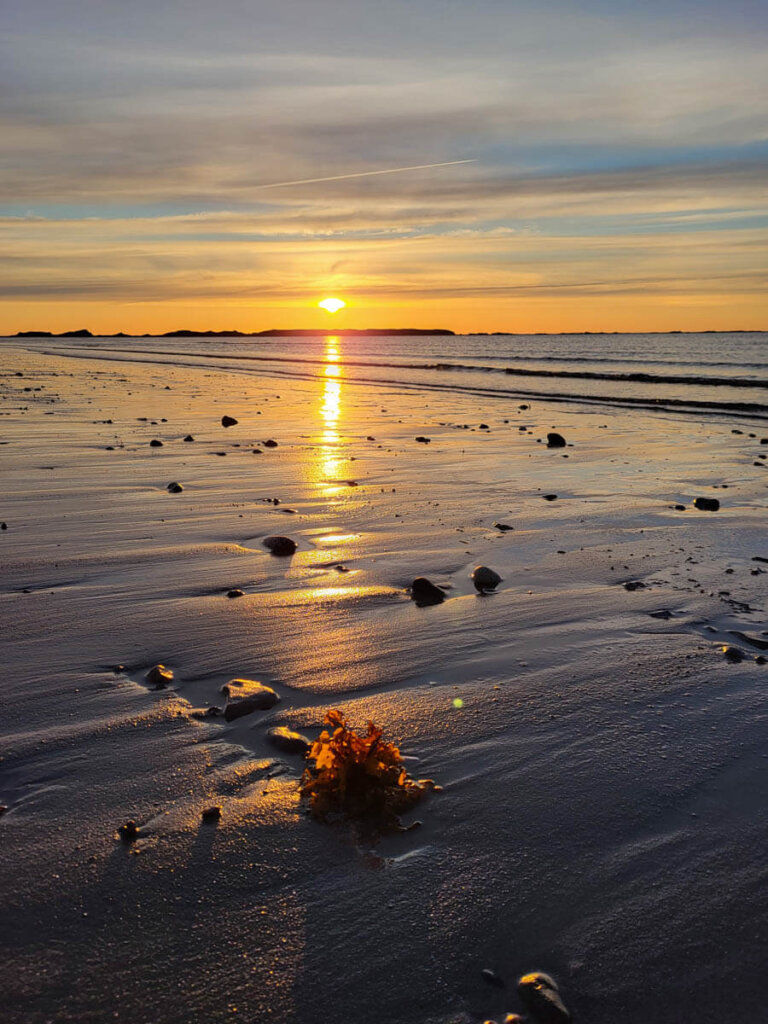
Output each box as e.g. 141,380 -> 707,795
316,337 -> 345,492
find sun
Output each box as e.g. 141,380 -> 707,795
318,297 -> 346,314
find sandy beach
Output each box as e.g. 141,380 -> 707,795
2,336 -> 767,1023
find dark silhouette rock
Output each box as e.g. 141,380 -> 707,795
415,436 -> 431,443
201,805 -> 222,822
693,497 -> 720,511
166,482 -> 183,493
145,664 -> 173,688
410,577 -> 446,605
183,434 -> 194,442
542,493 -> 558,501
722,645 -> 744,663
118,821 -> 140,842
263,439 -> 278,447
546,432 -> 566,447
149,439 -> 163,447
227,589 -> 245,598
263,535 -> 297,556
494,522 -> 514,531
221,415 -> 238,427
471,566 -> 502,592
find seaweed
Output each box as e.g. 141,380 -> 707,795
300,710 -> 437,832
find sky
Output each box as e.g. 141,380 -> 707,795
1,0 -> 767,334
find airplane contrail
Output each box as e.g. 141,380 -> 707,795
251,159 -> 477,190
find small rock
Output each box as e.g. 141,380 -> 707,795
623,580 -> 645,591
542,494 -> 558,501
674,504 -> 686,511
481,968 -> 505,988
493,522 -> 514,531
149,439 -> 163,447
221,679 -> 280,721
517,972 -> 571,1023
221,415 -> 238,427
471,565 -> 502,592
546,432 -> 566,448
722,645 -> 744,663
252,448 -> 263,454
227,589 -> 245,598
0,523 -> 6,530
263,535 -> 297,556
0,805 -> 7,816
693,497 -> 720,511
201,805 -> 222,822
410,577 -> 446,605
479,423 -> 490,430
183,435 -> 194,442
267,726 -> 311,754
145,664 -> 173,688
263,439 -> 278,448
118,821 -> 140,843
755,655 -> 767,665
366,435 -> 375,441
166,481 -> 183,493
415,436 -> 431,443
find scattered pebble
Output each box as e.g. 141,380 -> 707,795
201,805 -> 222,822
267,726 -> 311,754
542,493 -> 558,501
263,535 -> 297,556
118,821 -> 140,843
410,577 -> 446,605
471,565 -> 502,593
263,439 -> 278,448
623,580 -> 645,591
721,645 -> 744,663
166,481 -> 183,493
517,972 -> 571,1023
415,436 -> 431,443
693,497 -> 720,511
227,589 -> 245,598
546,432 -> 566,448
183,435 -> 194,442
145,664 -> 173,688
221,678 -> 280,721
493,522 -> 514,531
149,439 -> 163,448
221,415 -> 238,427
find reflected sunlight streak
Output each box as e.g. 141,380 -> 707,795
317,337 -> 344,492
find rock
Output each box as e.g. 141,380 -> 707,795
503,1017 -> 524,1024
263,535 -> 297,556
267,726 -> 311,754
721,645 -> 744,663
481,968 -> 505,988
0,805 -> 7,816
149,439 -> 163,447
693,497 -> 720,511
227,589 -> 245,598
542,493 -> 558,501
221,678 -> 280,721
263,439 -> 278,447
0,522 -> 6,530
471,565 -> 502,592
546,432 -> 566,448
755,655 -> 767,665
183,435 -> 194,442
201,805 -> 222,822
221,415 -> 238,427
623,580 -> 645,591
410,577 -> 446,605
479,423 -> 490,430
517,972 -> 571,1023
761,438 -> 768,445
252,448 -> 263,454
166,481 -> 183,493
674,504 -> 686,511
145,664 -> 173,688
118,821 -> 140,842
415,436 -> 431,443
494,522 -> 514,531
366,435 -> 375,441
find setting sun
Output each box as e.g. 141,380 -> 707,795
318,297 -> 346,314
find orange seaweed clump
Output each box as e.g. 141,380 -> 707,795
300,709 -> 433,830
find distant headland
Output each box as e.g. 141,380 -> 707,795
14,327 -> 455,338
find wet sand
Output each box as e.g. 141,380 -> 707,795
1,341 -> 767,1023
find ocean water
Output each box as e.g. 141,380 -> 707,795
24,330 -> 768,419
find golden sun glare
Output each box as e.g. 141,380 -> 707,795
318,297 -> 346,313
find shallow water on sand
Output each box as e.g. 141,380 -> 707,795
1,341 -> 767,1023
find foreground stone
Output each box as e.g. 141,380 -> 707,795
267,726 -> 311,754
517,972 -> 571,1023
201,805 -> 222,822
221,678 -> 280,721
221,415 -> 238,427
693,496 -> 720,511
410,577 -> 446,605
263,535 -> 297,556
166,481 -> 183,493
145,664 -> 173,688
471,566 -> 502,592
546,432 -> 566,448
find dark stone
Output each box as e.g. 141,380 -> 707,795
761,438 -> 768,445
267,726 -> 311,754
263,439 -> 278,447
149,439 -> 163,447
542,494 -> 558,501
471,565 -> 502,592
623,580 -> 645,591
674,504 -> 686,511
221,415 -> 238,427
118,821 -> 140,842
756,655 -> 767,665
183,435 -> 194,442
415,436 -> 431,443
263,535 -> 297,556
222,679 -> 280,721
410,577 -> 446,605
366,435 -> 375,440
722,645 -> 744,663
252,448 -> 262,454
546,432 -> 567,448
693,497 -> 720,511
517,972 -> 571,1023
481,968 -> 505,988
494,522 -> 514,531
1,523 -> 6,530
479,423 -> 490,430
201,805 -> 222,822
145,664 -> 173,688
166,482 -> 183,493
227,589 -> 245,598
